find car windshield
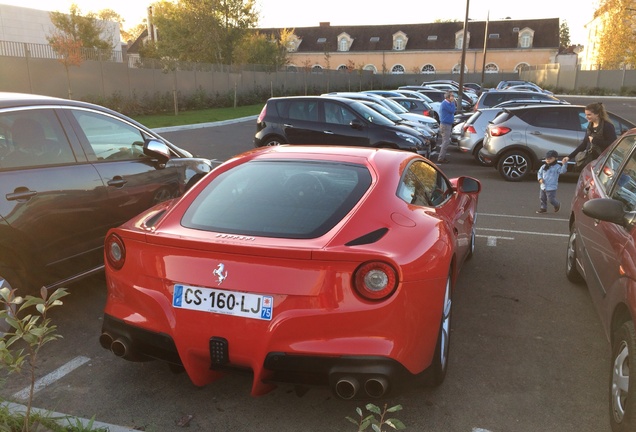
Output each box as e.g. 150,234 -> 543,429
362,102 -> 402,122
181,160 -> 372,239
349,101 -> 396,125
382,98 -> 409,114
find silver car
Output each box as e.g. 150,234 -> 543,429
459,100 -> 570,165
479,105 -> 635,181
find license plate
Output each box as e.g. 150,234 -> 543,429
172,284 -> 273,321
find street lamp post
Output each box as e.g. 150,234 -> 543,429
458,0 -> 470,113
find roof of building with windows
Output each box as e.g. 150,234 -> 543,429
260,18 -> 560,52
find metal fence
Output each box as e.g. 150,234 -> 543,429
2,39 -> 635,109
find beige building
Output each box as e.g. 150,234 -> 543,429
262,18 -> 560,75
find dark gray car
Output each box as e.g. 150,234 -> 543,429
0,92 -> 213,294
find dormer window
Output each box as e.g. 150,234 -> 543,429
337,32 -> 352,52
518,27 -> 534,48
317,37 -> 327,44
286,34 -> 301,52
455,30 -> 470,49
392,31 -> 408,50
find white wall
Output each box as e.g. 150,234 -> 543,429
0,4 -> 121,52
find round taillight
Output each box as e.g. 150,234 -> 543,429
353,261 -> 398,301
106,234 -> 126,270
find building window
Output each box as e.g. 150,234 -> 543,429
518,28 -> 534,48
391,64 -> 405,74
427,35 -> 438,41
287,65 -> 298,72
363,64 -> 378,74
488,34 -> 500,39
455,30 -> 469,49
451,63 -> 468,74
337,64 -> 349,72
286,35 -> 301,52
515,63 -> 530,73
484,63 -> 499,73
312,65 -> 323,74
337,32 -> 352,52
392,31 -> 408,50
421,64 -> 436,74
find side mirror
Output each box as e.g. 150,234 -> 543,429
582,198 -> 635,226
144,139 -> 171,164
457,176 -> 482,194
350,119 -> 364,130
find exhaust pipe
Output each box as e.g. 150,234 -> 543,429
364,376 -> 389,398
99,332 -> 114,350
335,377 -> 360,400
110,338 -> 131,358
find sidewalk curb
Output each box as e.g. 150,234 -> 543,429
153,115 -> 257,133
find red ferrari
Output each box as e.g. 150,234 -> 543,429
100,145 -> 481,399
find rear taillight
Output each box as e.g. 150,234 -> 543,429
257,105 -> 267,124
489,126 -> 511,136
105,234 -> 126,270
465,125 -> 477,134
423,110 -> 431,117
353,261 -> 398,301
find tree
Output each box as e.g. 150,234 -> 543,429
147,0 -> 258,65
559,21 -> 571,48
596,0 -> 636,68
48,4 -> 114,51
233,29 -> 290,69
97,8 -> 147,44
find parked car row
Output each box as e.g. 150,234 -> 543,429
254,92 -> 440,158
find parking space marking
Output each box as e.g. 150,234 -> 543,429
478,227 -> 568,238
479,212 -> 568,222
12,356 -> 90,401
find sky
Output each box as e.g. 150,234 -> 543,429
0,0 -> 596,44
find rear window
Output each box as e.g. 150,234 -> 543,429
181,160 -> 372,239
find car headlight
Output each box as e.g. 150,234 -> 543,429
396,132 -> 422,146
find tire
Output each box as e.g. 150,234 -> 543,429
610,321 -> 636,432
497,150 -> 532,181
429,275 -> 452,386
565,227 -> 584,283
261,136 -> 286,147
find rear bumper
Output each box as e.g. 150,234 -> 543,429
101,314 -> 420,398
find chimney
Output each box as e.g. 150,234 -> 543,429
319,22 -> 330,27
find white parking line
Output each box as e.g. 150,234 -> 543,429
12,356 -> 90,401
478,228 -> 569,238
479,212 -> 568,222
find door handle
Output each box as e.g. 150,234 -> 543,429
6,187 -> 37,201
107,177 -> 128,188
529,131 -> 542,135
283,124 -> 294,128
323,130 -> 334,134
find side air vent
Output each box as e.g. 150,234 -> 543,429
345,228 -> 389,246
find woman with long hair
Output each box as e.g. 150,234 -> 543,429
564,102 -> 617,167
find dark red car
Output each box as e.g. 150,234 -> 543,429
101,145 -> 481,399
566,128 -> 636,431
